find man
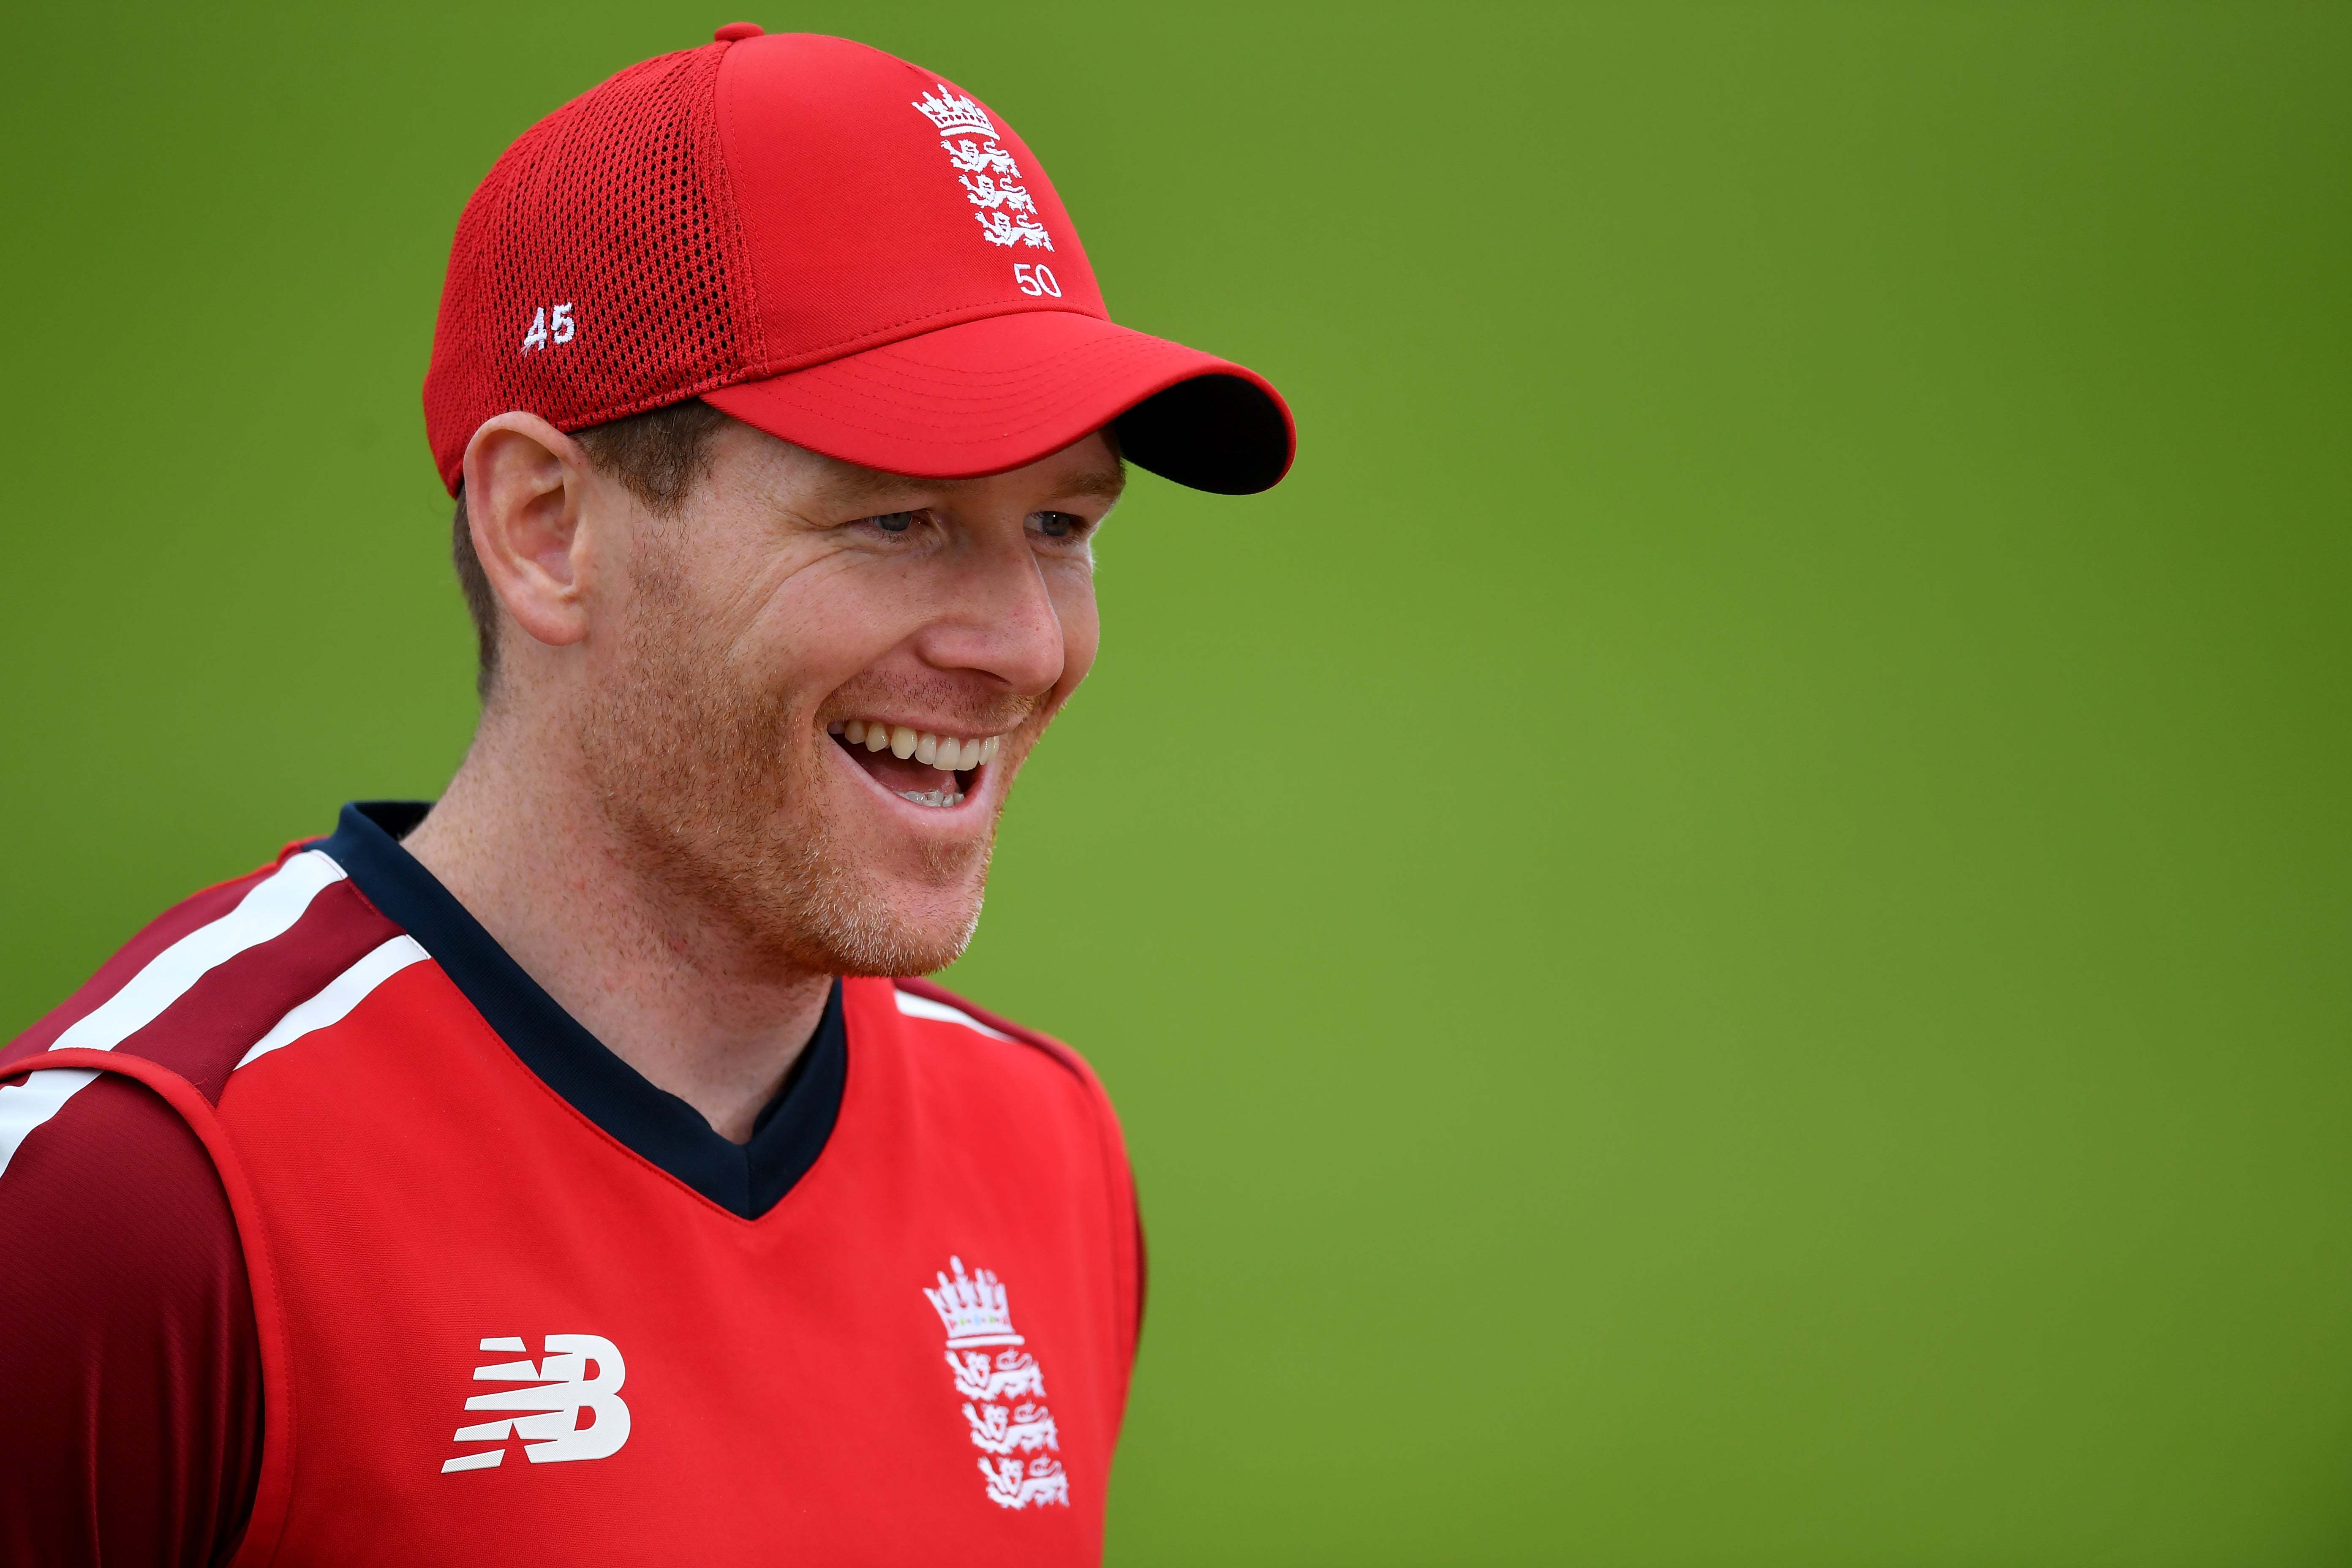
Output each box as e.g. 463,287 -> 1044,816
0,25 -> 1290,1566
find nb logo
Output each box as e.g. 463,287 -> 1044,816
441,1334 -> 630,1473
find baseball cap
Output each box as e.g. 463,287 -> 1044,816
423,25 -> 1293,496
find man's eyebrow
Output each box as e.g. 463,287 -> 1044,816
818,465 -> 947,506
1054,468 -> 1127,504
819,463 -> 1128,508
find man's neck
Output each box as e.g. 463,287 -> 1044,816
401,716 -> 832,1145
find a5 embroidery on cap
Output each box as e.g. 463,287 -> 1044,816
926,1256 -> 1071,1509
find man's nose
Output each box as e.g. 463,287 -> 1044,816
914,528 -> 1067,695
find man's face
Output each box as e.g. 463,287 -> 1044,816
573,421 -> 1119,976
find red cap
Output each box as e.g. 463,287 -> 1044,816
423,28 -> 1293,495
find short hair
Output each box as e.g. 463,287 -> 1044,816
450,398 -> 730,700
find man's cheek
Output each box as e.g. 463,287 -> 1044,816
782,590 -> 916,683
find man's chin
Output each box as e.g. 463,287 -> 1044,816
808,907 -> 985,980
763,858 -> 990,979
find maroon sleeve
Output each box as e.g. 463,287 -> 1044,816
0,1074 -> 263,1568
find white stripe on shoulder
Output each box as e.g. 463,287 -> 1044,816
53,850 -> 348,1056
0,850 -> 348,1181
893,987 -> 1013,1041
0,1068 -> 102,1178
236,935 -> 430,1071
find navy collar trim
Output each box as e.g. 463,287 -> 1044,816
317,801 -> 844,1220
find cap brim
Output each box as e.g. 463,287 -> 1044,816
701,311 -> 1294,495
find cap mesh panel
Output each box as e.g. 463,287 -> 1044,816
423,44 -> 757,491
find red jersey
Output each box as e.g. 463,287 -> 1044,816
0,803 -> 1142,1565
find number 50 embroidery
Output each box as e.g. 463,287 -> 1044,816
521,302 -> 575,353
1013,264 -> 1061,298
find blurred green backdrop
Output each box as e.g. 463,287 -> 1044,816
4,2 -> 2347,1561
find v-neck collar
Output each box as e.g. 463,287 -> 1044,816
316,801 -> 844,1219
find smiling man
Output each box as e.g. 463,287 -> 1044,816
0,26 -> 1289,1568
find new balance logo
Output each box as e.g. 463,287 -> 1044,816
441,1334 -> 631,1473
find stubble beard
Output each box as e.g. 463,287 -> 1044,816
575,546 -> 1001,980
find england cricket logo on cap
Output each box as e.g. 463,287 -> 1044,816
923,1256 -> 1070,1510
913,85 -> 1054,252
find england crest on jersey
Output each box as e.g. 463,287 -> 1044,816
924,1256 -> 1070,1509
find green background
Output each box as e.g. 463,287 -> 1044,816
5,3 -> 2347,1560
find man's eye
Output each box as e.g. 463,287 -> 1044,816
867,511 -> 915,533
1030,511 -> 1082,539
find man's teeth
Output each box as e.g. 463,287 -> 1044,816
897,789 -> 966,808
834,719 -> 1002,770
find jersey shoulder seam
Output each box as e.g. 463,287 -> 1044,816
889,975 -> 1095,1089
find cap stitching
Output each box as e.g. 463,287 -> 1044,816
739,302 -> 1105,378
722,364 -> 1217,448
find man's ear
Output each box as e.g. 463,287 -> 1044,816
460,412 -> 598,651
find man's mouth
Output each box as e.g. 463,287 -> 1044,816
828,719 -> 1007,809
